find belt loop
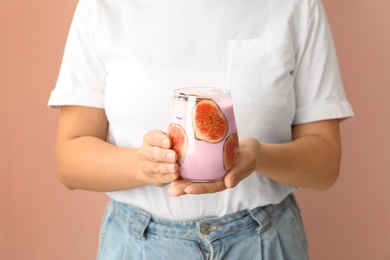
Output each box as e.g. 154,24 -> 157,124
248,207 -> 270,233
131,210 -> 151,240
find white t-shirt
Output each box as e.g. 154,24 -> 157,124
49,0 -> 354,220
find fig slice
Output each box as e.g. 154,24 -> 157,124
223,133 -> 239,170
192,98 -> 228,143
167,123 -> 188,165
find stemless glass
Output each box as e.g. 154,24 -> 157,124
167,87 -> 239,182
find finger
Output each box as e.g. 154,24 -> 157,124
144,130 -> 171,148
148,173 -> 179,187
141,160 -> 178,175
224,160 -> 254,189
168,179 -> 190,197
153,161 -> 179,175
138,145 -> 177,163
184,180 -> 226,195
157,172 -> 180,186
143,164 -> 180,186
224,170 -> 239,189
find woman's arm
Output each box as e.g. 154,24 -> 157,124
169,119 -> 342,196
55,106 -> 179,191
252,119 -> 341,190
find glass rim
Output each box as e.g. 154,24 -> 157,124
174,87 -> 231,98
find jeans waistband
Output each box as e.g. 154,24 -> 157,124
110,194 -> 295,243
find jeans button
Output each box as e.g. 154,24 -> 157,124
200,224 -> 211,235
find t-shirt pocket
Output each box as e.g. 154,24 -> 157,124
227,38 -> 294,108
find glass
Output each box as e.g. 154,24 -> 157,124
168,87 -> 239,182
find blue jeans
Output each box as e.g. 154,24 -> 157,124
97,194 -> 308,260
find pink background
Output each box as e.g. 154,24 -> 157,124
1,0 -> 389,259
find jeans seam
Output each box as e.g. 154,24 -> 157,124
284,205 -> 308,253
97,202 -> 116,259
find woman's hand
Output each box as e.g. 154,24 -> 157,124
169,119 -> 343,195
168,136 -> 260,196
138,130 -> 180,187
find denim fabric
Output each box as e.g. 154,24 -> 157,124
97,194 -> 308,260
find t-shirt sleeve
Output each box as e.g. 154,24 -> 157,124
292,0 -> 354,125
48,0 -> 106,109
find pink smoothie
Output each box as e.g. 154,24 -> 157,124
168,88 -> 238,182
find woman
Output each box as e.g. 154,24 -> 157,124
49,0 -> 353,259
